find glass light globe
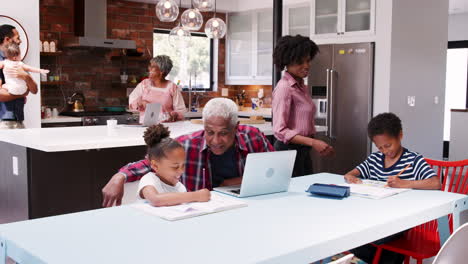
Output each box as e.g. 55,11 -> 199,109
169,25 -> 191,48
181,8 -> 203,31
156,0 -> 179,22
205,17 -> 226,39
193,0 -> 215,11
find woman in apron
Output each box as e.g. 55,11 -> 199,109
129,55 -> 186,123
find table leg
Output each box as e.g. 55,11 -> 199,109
452,196 -> 468,230
1,237 -> 6,264
438,196 -> 468,246
437,216 -> 450,247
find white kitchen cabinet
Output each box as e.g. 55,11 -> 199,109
283,3 -> 311,37
226,9 -> 273,85
311,0 -> 375,40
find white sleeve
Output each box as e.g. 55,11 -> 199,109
137,172 -> 159,199
176,182 -> 187,193
129,81 -> 145,111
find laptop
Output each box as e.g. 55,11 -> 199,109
125,103 -> 161,127
213,150 -> 297,198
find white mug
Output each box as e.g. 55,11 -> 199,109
120,74 -> 128,84
45,108 -> 52,118
52,108 -> 58,117
107,119 -> 117,129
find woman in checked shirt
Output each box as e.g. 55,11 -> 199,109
272,35 -> 335,177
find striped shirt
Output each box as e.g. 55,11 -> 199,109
356,148 -> 436,182
272,71 -> 316,144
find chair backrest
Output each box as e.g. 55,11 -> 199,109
408,159 -> 468,236
328,254 -> 354,264
425,158 -> 468,194
122,181 -> 139,205
432,223 -> 468,264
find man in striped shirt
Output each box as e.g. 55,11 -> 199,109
344,112 -> 440,190
102,98 -> 274,207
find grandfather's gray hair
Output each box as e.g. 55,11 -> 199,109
203,98 -> 238,127
150,55 -> 173,77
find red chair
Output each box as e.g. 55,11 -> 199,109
372,158 -> 468,264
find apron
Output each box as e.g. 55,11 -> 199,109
139,82 -> 175,121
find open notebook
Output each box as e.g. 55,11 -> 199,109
131,192 -> 247,221
342,180 -> 411,199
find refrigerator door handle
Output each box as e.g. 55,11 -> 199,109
329,69 -> 336,139
325,68 -> 330,136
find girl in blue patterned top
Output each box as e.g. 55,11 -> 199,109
344,112 -> 441,190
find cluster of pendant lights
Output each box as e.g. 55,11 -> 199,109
156,0 -> 227,44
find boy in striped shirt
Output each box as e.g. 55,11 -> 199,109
344,112 -> 441,190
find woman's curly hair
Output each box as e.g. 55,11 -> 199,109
273,35 -> 319,70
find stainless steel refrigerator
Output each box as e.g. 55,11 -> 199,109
309,42 -> 374,174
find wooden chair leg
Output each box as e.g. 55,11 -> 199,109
372,247 -> 383,264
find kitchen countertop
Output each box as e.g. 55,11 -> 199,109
40,110 -> 272,123
0,121 -> 274,152
41,116 -> 82,123
184,109 -> 272,119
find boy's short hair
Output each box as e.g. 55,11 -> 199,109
4,42 -> 21,58
368,112 -> 402,139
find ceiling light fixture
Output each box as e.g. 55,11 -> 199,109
181,2 -> 203,31
168,0 -> 191,47
155,0 -> 179,22
204,0 -> 226,39
193,0 -> 214,12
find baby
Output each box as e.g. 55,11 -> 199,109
0,42 -> 49,95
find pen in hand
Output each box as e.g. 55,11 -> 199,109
386,164 -> 411,187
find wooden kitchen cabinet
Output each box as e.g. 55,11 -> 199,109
0,142 -> 146,223
311,0 -> 375,41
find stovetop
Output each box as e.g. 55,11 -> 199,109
60,111 -> 132,117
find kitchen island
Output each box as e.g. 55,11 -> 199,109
0,122 -> 273,223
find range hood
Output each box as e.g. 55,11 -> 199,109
63,0 -> 136,49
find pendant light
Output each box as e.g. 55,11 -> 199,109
181,1 -> 203,31
193,0 -> 214,11
156,0 -> 179,22
204,0 -> 226,39
169,0 -> 191,48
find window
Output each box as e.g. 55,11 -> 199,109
443,41 -> 468,158
153,29 -> 213,91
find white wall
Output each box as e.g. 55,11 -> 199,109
444,48 -> 468,141
449,111 -> 468,161
448,12 -> 468,41
373,0 -> 393,117
388,0 -> 449,159
2,0 -> 41,128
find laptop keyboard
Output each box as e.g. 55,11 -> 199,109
231,189 -> 241,194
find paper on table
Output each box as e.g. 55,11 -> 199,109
342,180 -> 410,199
131,192 -> 248,221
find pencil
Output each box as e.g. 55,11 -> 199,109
395,164 -> 411,178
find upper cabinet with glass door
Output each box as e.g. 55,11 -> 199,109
256,9 -> 273,80
284,3 -> 311,37
311,0 -> 375,40
226,9 -> 273,85
227,12 -> 253,81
